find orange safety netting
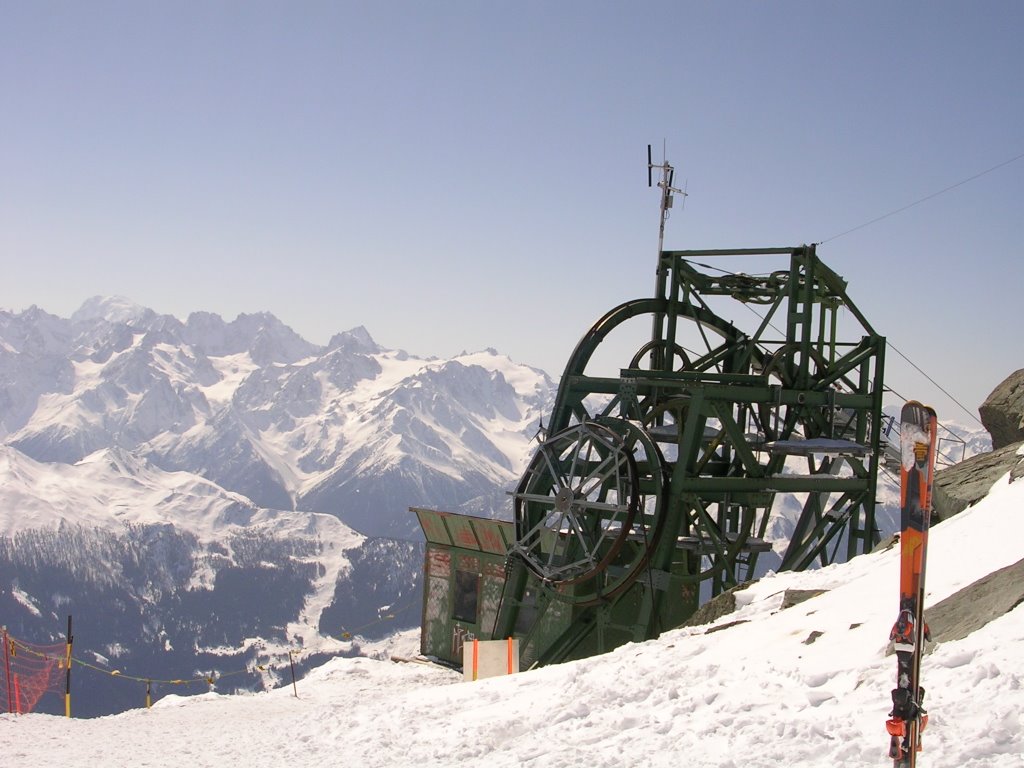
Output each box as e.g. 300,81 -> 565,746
1,633 -> 67,714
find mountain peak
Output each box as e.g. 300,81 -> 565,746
72,296 -> 152,327
326,326 -> 379,354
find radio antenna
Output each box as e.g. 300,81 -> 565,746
647,143 -> 686,255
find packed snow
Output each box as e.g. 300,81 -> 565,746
4,458 -> 1023,767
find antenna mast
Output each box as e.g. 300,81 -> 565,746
647,143 -> 686,255
647,144 -> 687,369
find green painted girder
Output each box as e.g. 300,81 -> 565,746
559,374 -> 878,409
672,476 -> 870,493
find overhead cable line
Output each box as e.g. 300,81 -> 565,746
882,345 -> 984,428
818,149 -> 1024,245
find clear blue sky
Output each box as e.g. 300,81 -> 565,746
3,2 -> 1021,424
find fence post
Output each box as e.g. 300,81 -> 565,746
289,650 -> 298,698
64,615 -> 73,718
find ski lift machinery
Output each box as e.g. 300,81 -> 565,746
424,148 -> 888,670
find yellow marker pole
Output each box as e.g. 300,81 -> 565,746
64,615 -> 73,718
146,680 -> 152,709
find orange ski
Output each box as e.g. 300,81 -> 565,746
887,401 -> 937,767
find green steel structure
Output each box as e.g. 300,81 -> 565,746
417,158 -> 887,669
488,242 -> 886,668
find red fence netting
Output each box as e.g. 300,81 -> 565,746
2,631 -> 67,714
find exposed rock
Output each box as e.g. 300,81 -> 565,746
933,441 -> 1024,521
705,619 -> 749,634
979,369 -> 1024,450
682,581 -> 750,627
780,588 -> 828,609
682,583 -> 829,630
927,556 -> 1024,644
872,533 -> 899,553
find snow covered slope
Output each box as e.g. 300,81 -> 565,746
0,442 -> 383,715
4,452 -> 1022,767
2,299 -> 555,538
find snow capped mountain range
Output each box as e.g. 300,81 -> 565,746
0,297 -> 555,716
2,296 -> 555,538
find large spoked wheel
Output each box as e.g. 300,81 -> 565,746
511,418 -> 667,605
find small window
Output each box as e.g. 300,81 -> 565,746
453,570 -> 480,624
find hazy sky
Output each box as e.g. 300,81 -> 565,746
3,2 -> 1021,424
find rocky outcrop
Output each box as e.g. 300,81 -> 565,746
932,370 -> 1024,521
979,369 -> 1024,450
934,440 -> 1024,521
927,556 -> 1024,644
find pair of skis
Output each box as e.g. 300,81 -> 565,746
885,400 -> 938,767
